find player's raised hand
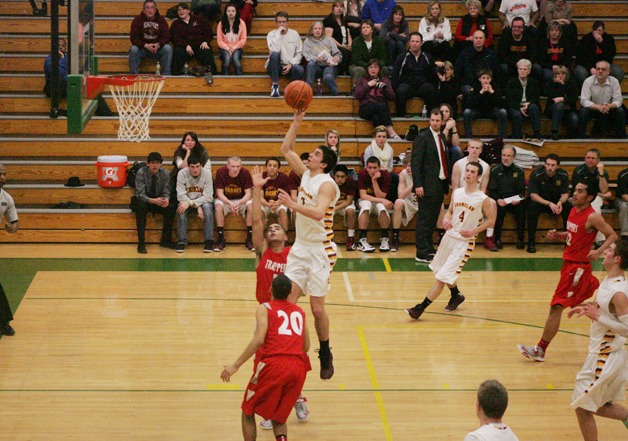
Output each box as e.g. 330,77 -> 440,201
252,165 -> 270,189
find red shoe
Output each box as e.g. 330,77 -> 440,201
346,236 -> 355,251
484,236 -> 498,252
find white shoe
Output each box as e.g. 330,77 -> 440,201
356,237 -> 375,253
259,419 -> 273,430
294,396 -> 309,422
379,237 -> 390,252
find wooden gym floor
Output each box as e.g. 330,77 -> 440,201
0,244 -> 625,440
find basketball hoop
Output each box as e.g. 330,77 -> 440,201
105,74 -> 165,142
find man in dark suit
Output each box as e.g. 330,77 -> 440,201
411,108 -> 451,262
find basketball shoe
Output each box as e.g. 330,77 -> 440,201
259,419 -> 272,430
356,237 -> 375,253
294,396 -> 309,421
404,305 -> 425,320
444,293 -> 465,311
346,236 -> 356,251
517,344 -> 545,362
318,349 -> 334,380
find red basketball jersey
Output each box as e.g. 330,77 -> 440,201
261,300 -> 307,359
564,205 -> 597,263
255,246 -> 291,304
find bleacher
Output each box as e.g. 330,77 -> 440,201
0,0 -> 625,245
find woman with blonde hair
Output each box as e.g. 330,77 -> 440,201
419,0 -> 452,61
324,1 -> 352,75
363,125 -> 395,172
303,20 -> 342,95
453,0 -> 493,55
544,65 -> 579,140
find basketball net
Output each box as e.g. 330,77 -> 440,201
107,75 -> 165,142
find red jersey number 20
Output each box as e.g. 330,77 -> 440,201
277,310 -> 304,336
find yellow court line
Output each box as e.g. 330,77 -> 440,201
358,325 -> 393,441
206,384 -> 241,390
382,258 -> 392,273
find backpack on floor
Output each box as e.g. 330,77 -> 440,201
126,161 -> 146,188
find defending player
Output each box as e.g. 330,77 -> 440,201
518,180 -> 618,362
251,164 -> 309,429
221,275 -> 311,441
568,240 -> 628,440
405,162 -> 496,319
405,162 -> 496,320
277,111 -> 340,380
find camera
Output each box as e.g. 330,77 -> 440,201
377,82 -> 387,90
437,65 -> 446,75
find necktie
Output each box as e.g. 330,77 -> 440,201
149,175 -> 157,198
438,134 -> 449,179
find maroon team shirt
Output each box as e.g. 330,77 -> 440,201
288,170 -> 301,193
262,171 -> 290,201
215,166 -> 253,200
357,168 -> 391,197
337,177 -> 357,203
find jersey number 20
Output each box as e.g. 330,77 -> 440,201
277,310 -> 304,336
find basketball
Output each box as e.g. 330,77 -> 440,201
283,81 -> 313,111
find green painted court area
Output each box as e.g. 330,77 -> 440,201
0,257 -> 604,314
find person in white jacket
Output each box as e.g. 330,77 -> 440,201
418,0 -> 453,62
266,11 -> 304,97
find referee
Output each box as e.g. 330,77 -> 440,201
0,163 -> 18,336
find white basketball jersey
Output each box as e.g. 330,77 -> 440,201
295,170 -> 340,244
447,187 -> 488,241
400,170 -> 418,208
464,423 -> 519,441
588,275 -> 628,353
455,157 -> 490,188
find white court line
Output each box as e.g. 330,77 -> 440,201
343,272 -> 355,302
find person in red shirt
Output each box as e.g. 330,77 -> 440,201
214,156 -> 254,251
260,157 -> 291,233
518,180 -> 618,362
356,156 -> 393,252
221,274 -> 311,441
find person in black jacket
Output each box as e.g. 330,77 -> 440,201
574,21 -> 624,85
537,20 -> 574,89
392,32 -> 437,117
497,17 -> 540,81
462,68 -> 507,139
504,58 -> 542,140
454,29 -> 501,95
544,65 -> 578,140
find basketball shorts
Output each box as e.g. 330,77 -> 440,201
241,355 -> 307,424
334,205 -> 356,226
261,204 -> 288,217
398,198 -> 418,226
552,261 -> 599,308
215,198 -> 251,218
429,234 -> 475,285
571,347 -> 628,412
285,241 -> 336,297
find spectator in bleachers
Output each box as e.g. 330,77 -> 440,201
332,165 -> 358,251
544,65 -> 579,140
498,0 -> 540,38
170,3 -> 216,76
234,0 -> 257,34
364,126 -> 395,172
542,0 -> 577,48
616,168 -> 628,241
380,5 -> 410,67
360,0 -> 396,33
217,3 -> 247,75
439,103 -> 463,167
190,0 -> 221,23
260,157 -> 291,233
303,21 -> 342,96
578,60 -> 626,139
354,59 -> 399,139
356,156 -> 394,252
497,17 -> 540,82
325,129 -> 341,159
129,0 -> 173,75
486,144 -> 526,251
391,32 -> 437,118
344,0 -> 364,39
453,0 -> 494,56
419,1 -> 453,62
575,21 -> 625,85
526,153 -> 571,253
349,20 -> 387,86
454,30 -> 501,95
390,153 -> 418,252
324,1 -> 353,76
266,11 -> 305,98
505,58 -> 543,141
434,61 -> 459,118
44,38 -> 67,97
537,21 -> 574,90
170,131 -> 211,200
463,68 -> 508,139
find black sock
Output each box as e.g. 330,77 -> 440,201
419,297 -> 433,309
392,229 -> 400,240
450,286 -> 460,297
247,226 -> 252,234
319,339 -> 330,354
359,229 -> 367,239
380,229 -> 389,239
217,227 -> 224,238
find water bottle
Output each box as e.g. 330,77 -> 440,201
183,62 -> 189,75
317,78 -> 322,96
421,105 -> 427,119
155,61 -> 161,75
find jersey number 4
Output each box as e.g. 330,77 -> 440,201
277,310 -> 304,336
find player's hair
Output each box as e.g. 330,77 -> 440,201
586,148 -> 601,160
187,155 -> 203,166
614,240 -> 628,270
545,153 -> 560,164
402,153 -> 412,165
300,152 -> 310,161
318,145 -> 338,174
276,11 -> 289,21
477,380 -> 509,419
467,160 -> 483,177
265,157 -> 281,167
227,155 -> 242,164
366,156 -> 381,166
271,274 -> 293,300
333,164 -> 349,175
579,179 -> 600,197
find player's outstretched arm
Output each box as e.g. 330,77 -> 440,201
251,165 -> 270,260
280,111 -> 308,177
221,305 -> 268,382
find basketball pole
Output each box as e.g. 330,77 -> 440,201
49,0 -> 61,119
